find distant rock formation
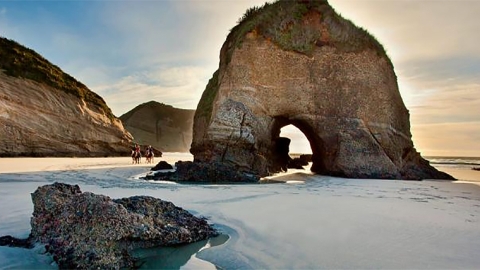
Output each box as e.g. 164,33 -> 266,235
0,183 -> 217,269
120,101 -> 195,152
190,0 -> 454,180
0,37 -> 132,157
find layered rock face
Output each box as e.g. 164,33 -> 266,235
191,0 -> 452,180
0,38 -> 132,156
120,101 -> 195,152
27,183 -> 216,268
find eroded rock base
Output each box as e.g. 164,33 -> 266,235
146,161 -> 259,183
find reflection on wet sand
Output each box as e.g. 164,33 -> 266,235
134,233 -> 229,269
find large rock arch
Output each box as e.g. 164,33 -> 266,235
190,0 -> 452,180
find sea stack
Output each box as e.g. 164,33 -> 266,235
0,37 -> 132,157
190,0 -> 453,180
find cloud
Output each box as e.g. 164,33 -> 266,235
397,56 -> 480,124
78,0 -> 268,115
93,65 -> 212,116
99,1 -> 208,66
97,0 -> 267,67
330,0 -> 480,62
412,122 -> 480,157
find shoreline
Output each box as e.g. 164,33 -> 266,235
435,167 -> 480,184
2,154 -> 479,183
0,153 -> 192,174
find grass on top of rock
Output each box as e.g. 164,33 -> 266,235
225,0 -> 389,62
195,70 -> 219,121
0,37 -> 115,120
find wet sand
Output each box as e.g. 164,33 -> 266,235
1,153 -> 480,269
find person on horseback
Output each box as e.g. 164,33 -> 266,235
145,145 -> 154,163
131,143 -> 142,164
135,143 -> 140,154
146,145 -> 153,155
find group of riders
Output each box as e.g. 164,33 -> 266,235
131,143 -> 154,164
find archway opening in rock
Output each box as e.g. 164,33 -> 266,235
280,125 -> 312,156
270,117 -> 327,175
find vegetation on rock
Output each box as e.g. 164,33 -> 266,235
195,70 -> 219,121
0,37 -> 115,120
226,0 -> 389,60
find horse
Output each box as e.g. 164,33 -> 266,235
145,150 -> 155,164
131,150 -> 141,164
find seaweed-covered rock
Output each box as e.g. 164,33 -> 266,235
148,161 -> 259,183
288,158 -> 306,169
299,154 -> 313,164
27,182 -> 216,269
151,161 -> 173,171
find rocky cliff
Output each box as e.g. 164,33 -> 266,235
191,0 -> 453,180
120,101 -> 195,152
0,37 -> 132,157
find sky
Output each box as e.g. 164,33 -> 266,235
0,0 -> 479,157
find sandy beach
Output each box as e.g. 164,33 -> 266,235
1,153 -> 480,269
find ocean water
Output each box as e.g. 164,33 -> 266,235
426,156 -> 480,170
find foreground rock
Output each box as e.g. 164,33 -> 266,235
0,183 -> 217,269
190,0 -> 454,180
0,37 -> 132,157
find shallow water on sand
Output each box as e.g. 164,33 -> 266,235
134,232 -> 230,269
